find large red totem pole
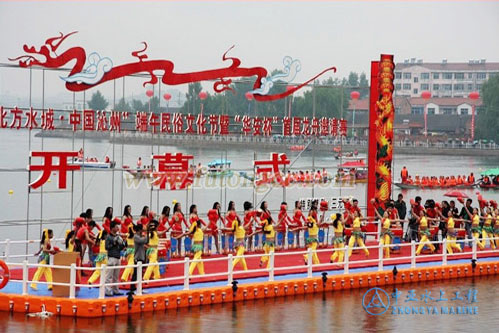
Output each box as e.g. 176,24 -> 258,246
367,54 -> 395,220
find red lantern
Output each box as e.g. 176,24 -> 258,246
146,90 -> 154,98
469,91 -> 480,100
245,92 -> 254,101
350,91 -> 360,100
199,91 -> 208,100
163,93 -> 172,101
421,91 -> 431,100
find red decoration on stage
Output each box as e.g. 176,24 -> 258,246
9,32 -> 336,102
29,151 -> 80,189
152,153 -> 194,190
367,54 -> 395,222
254,153 -> 290,185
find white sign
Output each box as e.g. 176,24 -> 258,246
299,197 -> 349,211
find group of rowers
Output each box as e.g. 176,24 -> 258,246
29,194 -> 499,289
400,166 -> 476,187
257,169 -> 330,185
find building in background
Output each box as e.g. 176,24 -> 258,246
347,96 -> 482,139
393,59 -> 499,98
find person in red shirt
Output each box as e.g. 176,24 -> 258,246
224,201 -> 240,254
138,206 -> 150,228
290,201 -> 307,248
101,207 -> 113,234
207,202 -> 222,255
407,196 -> 423,241
76,220 -> 96,263
401,166 -> 409,183
171,202 -> 187,255
276,202 -> 292,250
243,201 -> 258,252
257,201 -> 272,251
121,205 -> 134,235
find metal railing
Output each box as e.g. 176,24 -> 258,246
4,236 -> 498,299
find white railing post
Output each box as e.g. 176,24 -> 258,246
98,264 -> 107,299
269,250 -> 275,281
344,246 -> 349,274
442,239 -> 447,266
5,239 -> 10,262
69,264 -> 76,299
472,238 -> 477,260
307,247 -> 313,278
183,257 -> 190,291
22,260 -> 28,295
137,261 -> 143,296
227,254 -> 233,286
410,241 -> 416,268
378,243 -> 383,271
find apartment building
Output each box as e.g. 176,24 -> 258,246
393,59 -> 499,97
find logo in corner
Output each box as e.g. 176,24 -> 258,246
362,287 -> 390,315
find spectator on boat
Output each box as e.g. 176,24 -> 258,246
493,176 -> 499,186
467,173 -> 475,185
407,196 -> 423,241
130,224 -> 148,294
104,155 -> 110,163
459,198 -> 474,245
401,166 -> 408,183
394,194 -> 407,224
137,157 -> 142,169
105,221 -> 125,296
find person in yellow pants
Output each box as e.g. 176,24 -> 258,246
379,214 -> 393,259
88,230 -> 108,284
494,209 -> 499,249
415,211 -> 435,255
121,225 -> 136,282
347,212 -> 370,258
329,214 -> 345,263
258,219 -> 276,268
187,219 -> 206,275
445,212 -> 462,254
65,229 -> 76,252
480,209 -> 496,249
463,206 -> 485,250
303,216 -> 321,264
144,221 -> 165,280
31,229 -> 56,291
226,218 -> 248,271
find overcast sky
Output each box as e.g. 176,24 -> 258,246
1,1 -> 498,106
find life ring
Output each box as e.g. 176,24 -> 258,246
0,260 -> 9,289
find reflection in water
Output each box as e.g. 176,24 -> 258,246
1,275 -> 498,332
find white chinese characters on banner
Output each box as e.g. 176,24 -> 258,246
299,197 -> 347,211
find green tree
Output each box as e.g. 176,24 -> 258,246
182,82 -> 203,114
115,98 -> 131,112
347,72 -> 359,87
131,99 -> 145,113
476,75 -> 499,142
87,90 -> 108,110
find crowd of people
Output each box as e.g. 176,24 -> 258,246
29,193 -> 499,296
